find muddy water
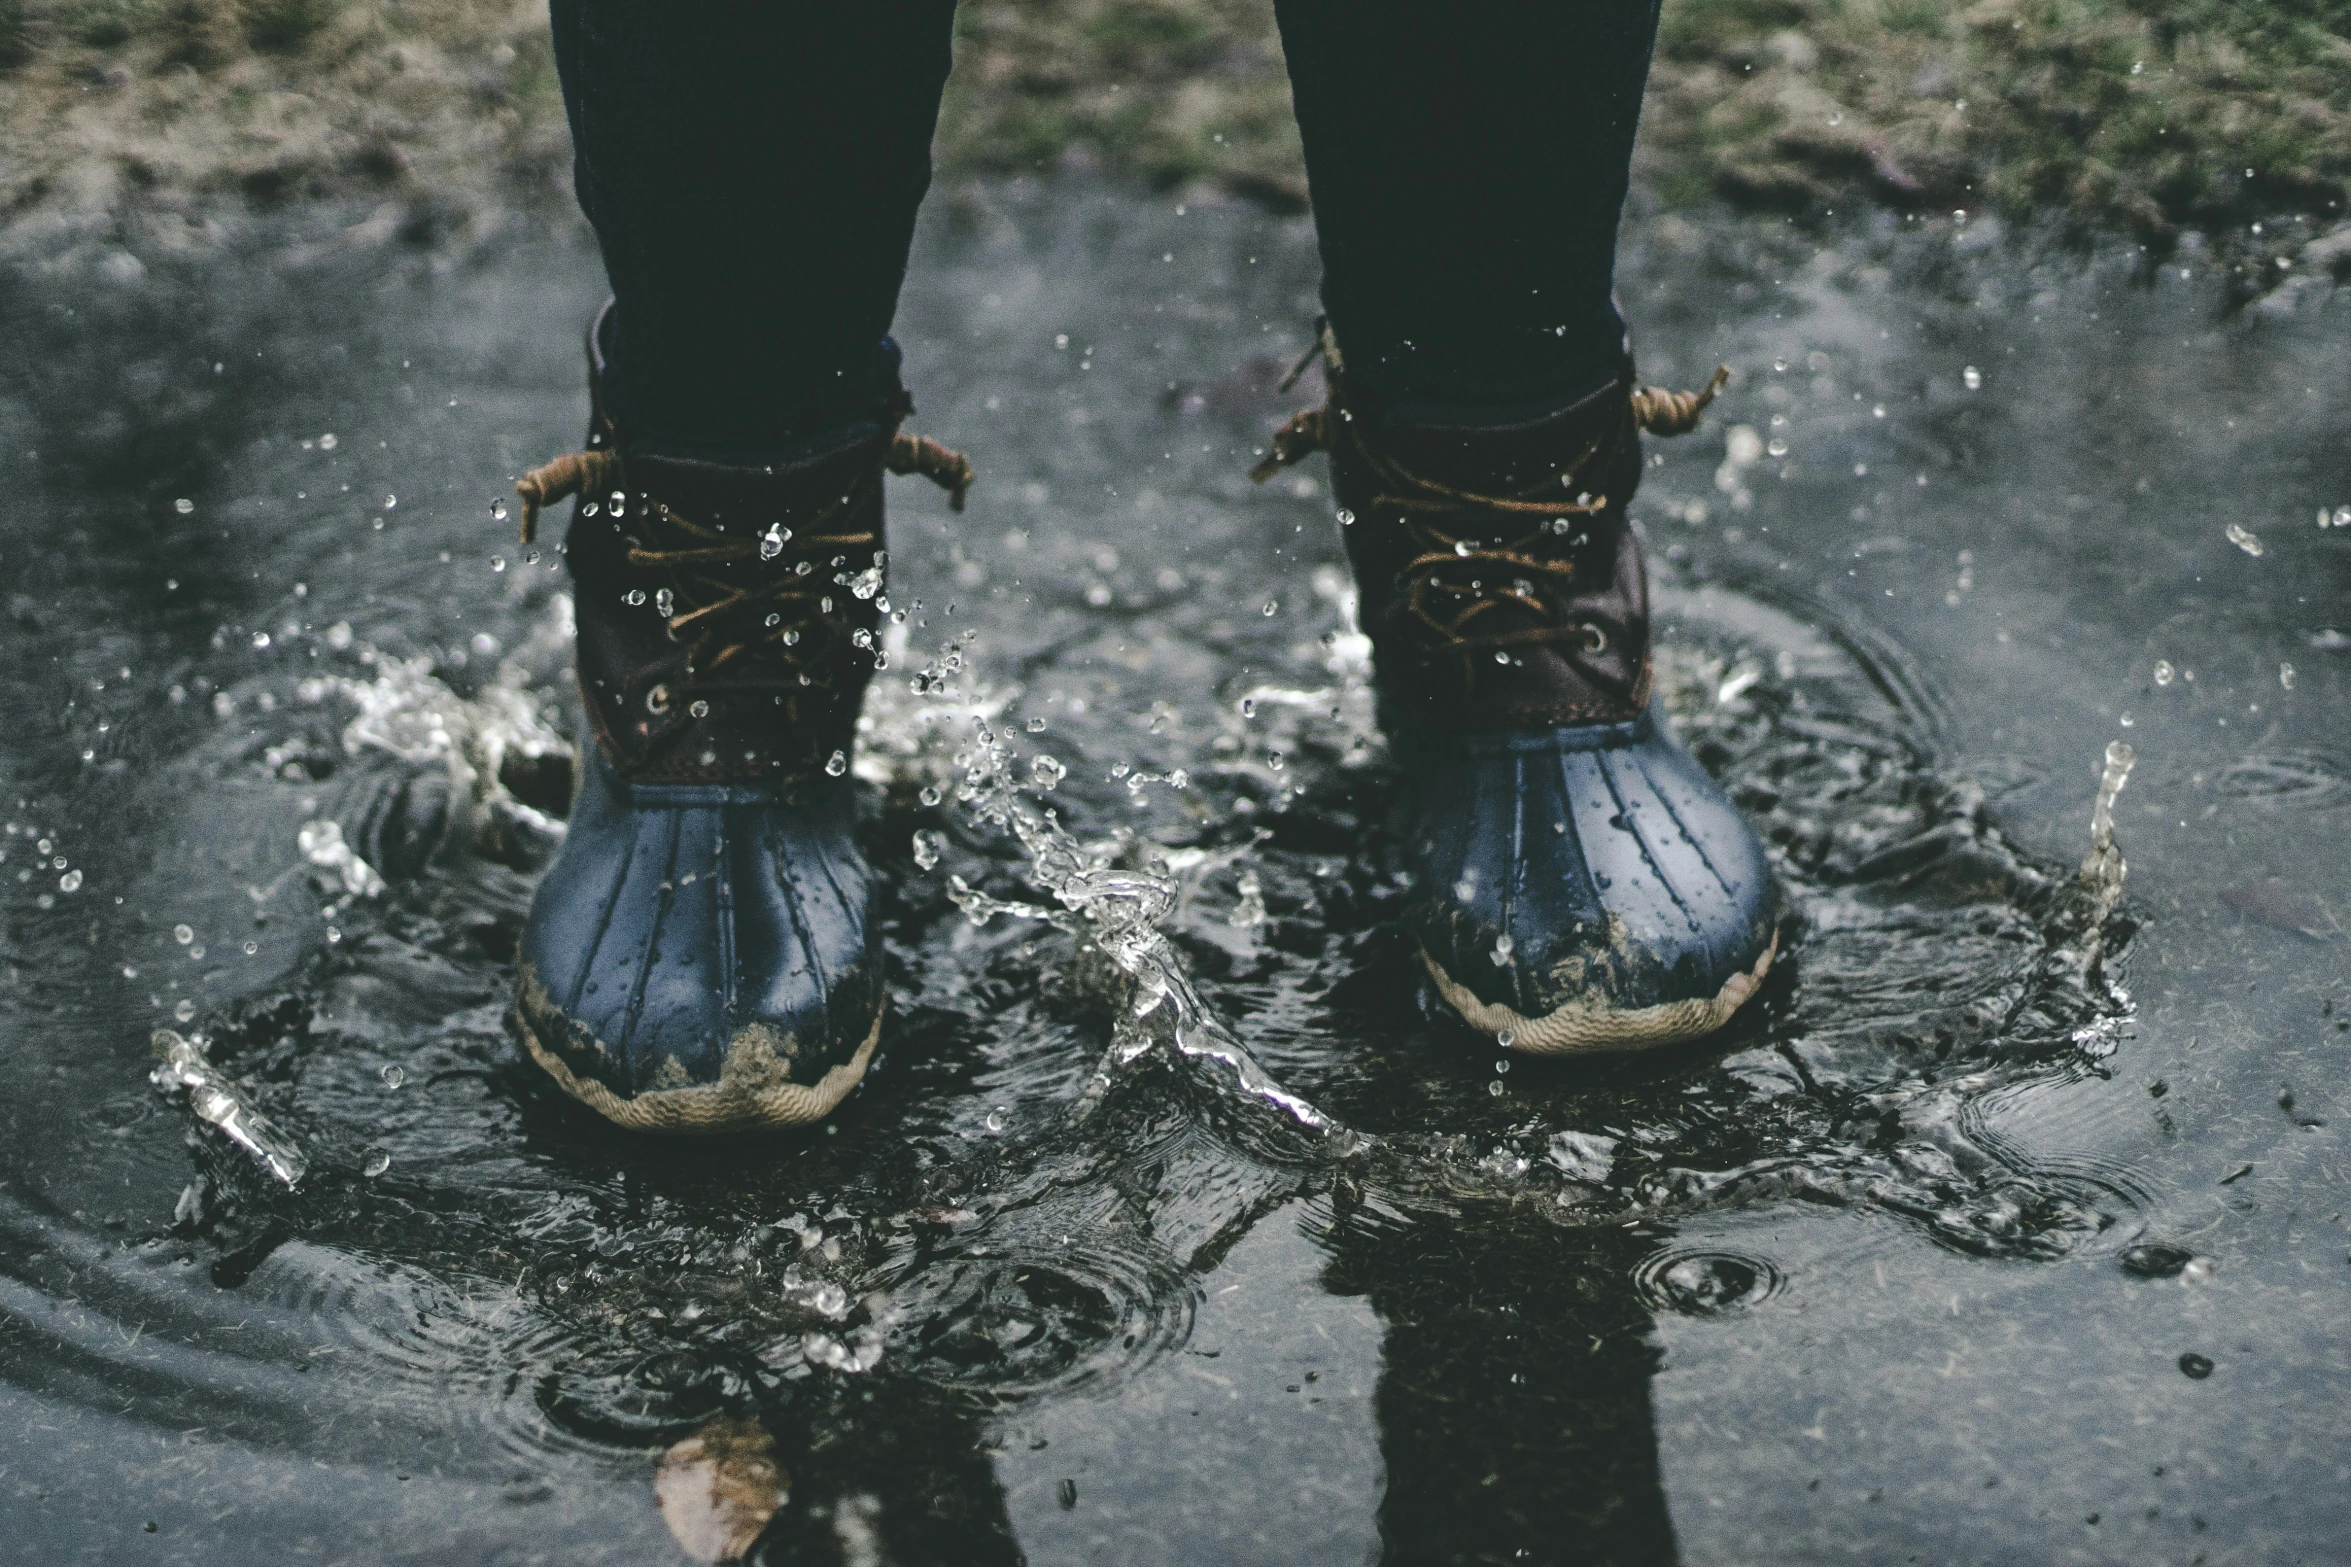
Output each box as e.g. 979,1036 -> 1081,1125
1,187 -> 2347,1565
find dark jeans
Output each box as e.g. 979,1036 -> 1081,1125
550,0 -> 1663,459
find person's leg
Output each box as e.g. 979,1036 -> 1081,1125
549,0 -> 957,457
1260,2 -> 1779,1055
1274,0 -> 1662,414
514,0 -> 969,1134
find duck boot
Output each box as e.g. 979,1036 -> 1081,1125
1255,327 -> 1778,1056
507,306 -> 972,1132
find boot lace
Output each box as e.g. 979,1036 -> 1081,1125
1251,332 -> 1726,671
513,433 -> 972,698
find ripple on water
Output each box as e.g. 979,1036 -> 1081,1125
1632,1247 -> 1788,1316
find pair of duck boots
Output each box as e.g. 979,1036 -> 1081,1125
511,314 -> 1778,1133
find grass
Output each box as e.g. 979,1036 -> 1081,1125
1,0 -> 2345,289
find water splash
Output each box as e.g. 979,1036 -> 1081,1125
150,1028 -> 307,1187
916,636 -> 1350,1152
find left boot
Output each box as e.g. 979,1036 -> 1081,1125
1256,327 -> 1779,1056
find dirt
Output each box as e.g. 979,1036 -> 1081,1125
2,0 -> 2348,297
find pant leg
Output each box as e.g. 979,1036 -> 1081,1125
550,0 -> 959,460
1274,0 -> 1663,415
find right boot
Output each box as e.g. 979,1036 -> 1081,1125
509,304 -> 972,1134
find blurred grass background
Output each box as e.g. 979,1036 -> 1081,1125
2,0 -> 2346,288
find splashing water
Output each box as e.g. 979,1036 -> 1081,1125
150,1029 -> 308,1187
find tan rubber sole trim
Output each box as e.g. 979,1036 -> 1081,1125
518,998 -> 884,1135
1421,931 -> 1778,1056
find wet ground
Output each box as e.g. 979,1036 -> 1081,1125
2,184 -> 2348,1565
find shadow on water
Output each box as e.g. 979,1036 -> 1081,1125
1,183 -> 2343,1564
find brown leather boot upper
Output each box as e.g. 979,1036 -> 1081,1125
516,308 -> 969,786
1256,330 -> 1722,735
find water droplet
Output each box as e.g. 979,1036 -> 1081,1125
1027,717 -> 1047,732
381,1064 -> 405,1089
1030,755 -> 1067,789
317,433 -> 337,450
782,629 -> 801,646
1239,697 -> 1256,718
188,946 -> 204,960
173,999 -> 196,1022
2154,660 -> 2175,685
825,750 -> 848,777
173,924 -> 193,944
1962,366 -> 1983,390
252,632 -> 271,649
2281,662 -> 2296,690
491,498 -> 508,523
1267,750 -> 1285,771
58,869 -> 81,892
688,699 -> 711,718
1487,1079 -> 1505,1096
362,1149 -> 392,1178
581,501 -> 599,517
1336,508 -> 1355,526
919,785 -> 942,807
646,684 -> 671,715
2226,523 -> 2265,557
525,548 -> 541,565
1495,650 -> 1511,664
173,497 -> 194,515
1494,1059 -> 1511,1074
654,587 -> 675,618
490,555 -> 506,573
912,829 -> 945,870
765,612 -> 783,628
2178,1352 -> 2214,1380
1496,1028 -> 1516,1048
241,939 -> 256,955
623,588 -> 646,607
1263,599 -> 1278,615
760,523 -> 790,560
1491,933 -> 1515,966
607,490 -> 626,513
383,494 -> 397,510
851,629 -> 873,649
1766,437 -> 1790,458
1453,539 -> 1472,557
984,1110 -> 1005,1133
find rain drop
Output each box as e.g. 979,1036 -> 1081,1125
911,829 -> 945,870
761,523 -> 789,560
654,587 -> 675,618
317,433 -> 337,450
173,924 -> 194,944
173,999 -> 196,1022
918,785 -> 942,807
2281,662 -> 2296,690
825,750 -> 849,777
1487,1080 -> 1505,1096
491,498 -> 509,523
1027,717 -> 1047,732
689,699 -> 711,718
1962,366 -> 1983,390
174,497 -> 194,515
381,1064 -> 406,1089
2226,523 -> 2264,556
58,869 -> 81,892
362,1150 -> 392,1178
1496,1029 -> 1517,1048
2154,660 -> 2175,685
1263,599 -> 1279,616
623,588 -> 646,606
1336,508 -> 1355,526
490,555 -> 507,573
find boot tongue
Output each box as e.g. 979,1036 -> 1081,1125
1368,373 -> 1633,498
